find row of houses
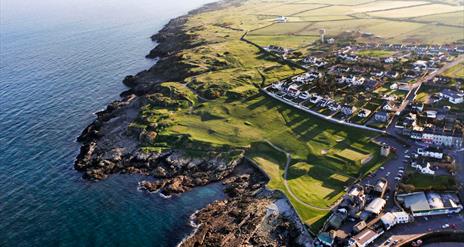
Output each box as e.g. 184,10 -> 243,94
356,43 -> 464,55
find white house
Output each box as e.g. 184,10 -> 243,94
275,16 -> 288,23
411,162 -> 435,175
381,211 -> 411,230
417,147 -> 444,159
440,89 -> 464,104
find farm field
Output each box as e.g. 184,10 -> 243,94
355,49 -> 396,57
246,35 -> 319,49
413,11 -> 464,27
443,62 -> 464,78
368,4 -> 463,18
245,0 -> 464,44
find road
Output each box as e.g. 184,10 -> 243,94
387,54 -> 464,137
375,214 -> 464,246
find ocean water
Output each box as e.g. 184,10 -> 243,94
0,0 -> 223,246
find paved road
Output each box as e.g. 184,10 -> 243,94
387,55 -> 464,134
375,214 -> 464,246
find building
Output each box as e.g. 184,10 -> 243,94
341,104 -> 356,116
365,198 -> 386,215
375,111 -> 389,122
316,231 -> 335,246
353,221 -> 367,233
411,162 -> 435,175
417,147 -> 444,159
358,109 -> 371,118
327,38 -> 335,44
275,16 -> 288,23
420,128 -> 463,148
397,192 -> 463,217
320,29 -> 326,43
374,178 -> 388,195
380,144 -> 391,157
348,229 -> 382,247
380,211 -> 411,230
440,89 -> 464,104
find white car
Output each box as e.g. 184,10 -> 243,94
386,172 -> 391,177
442,224 -> 450,229
395,177 -> 401,181
380,167 -> 385,170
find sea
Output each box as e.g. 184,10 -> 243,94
0,0 -> 223,246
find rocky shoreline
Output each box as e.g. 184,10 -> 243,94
74,0 -> 312,245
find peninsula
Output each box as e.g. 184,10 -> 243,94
75,0 -> 464,246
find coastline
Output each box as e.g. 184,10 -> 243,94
74,0 -> 312,246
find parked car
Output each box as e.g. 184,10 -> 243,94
442,224 -> 450,229
380,167 -> 385,170
386,172 -> 391,177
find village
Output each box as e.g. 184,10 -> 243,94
259,30 -> 464,247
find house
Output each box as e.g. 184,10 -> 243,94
275,16 -> 288,23
302,56 -> 326,67
327,38 -> 335,44
425,110 -> 437,119
348,229 -> 382,247
371,70 -> 384,77
440,89 -> 464,104
338,53 -> 358,61
420,128 -> 463,148
317,231 -> 335,246
434,76 -> 451,84
384,57 -> 395,64
405,70 -> 418,78
358,109 -> 371,118
411,103 -> 424,112
397,82 -> 410,91
310,95 -> 323,104
365,198 -> 386,215
364,79 -> 381,91
329,103 -> 340,112
375,111 -> 389,122
298,91 -> 310,100
383,102 -> 396,112
381,212 -> 411,230
417,147 -> 444,159
286,84 -> 300,97
380,144 -> 391,157
413,60 -> 428,71
341,104 -> 356,116
411,162 -> 435,175
386,71 -> 399,79
264,45 -> 287,55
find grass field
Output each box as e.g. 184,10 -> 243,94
148,94 -> 386,230
443,62 -> 464,78
402,173 -> 457,191
355,49 -> 396,57
244,0 -> 463,44
368,4 -> 463,18
246,35 -> 319,49
413,11 -> 464,27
